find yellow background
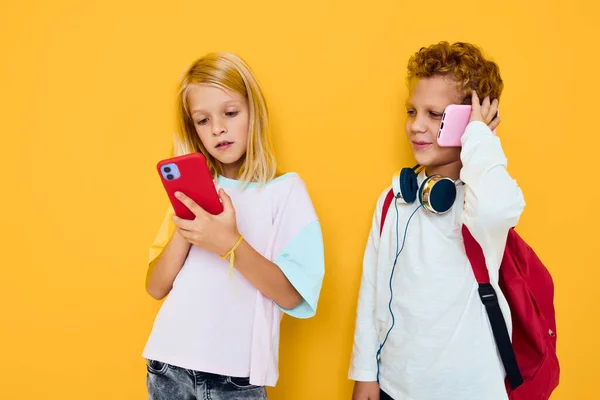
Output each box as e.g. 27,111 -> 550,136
1,0 -> 598,398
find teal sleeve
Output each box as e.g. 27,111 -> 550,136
274,220 -> 325,319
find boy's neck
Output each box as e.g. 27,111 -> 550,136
425,161 -> 462,181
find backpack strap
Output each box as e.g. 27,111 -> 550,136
380,189 -> 395,236
461,225 -> 523,390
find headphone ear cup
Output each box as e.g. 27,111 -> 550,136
399,168 -> 418,203
419,175 -> 456,214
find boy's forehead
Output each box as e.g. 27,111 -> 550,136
407,76 -> 462,106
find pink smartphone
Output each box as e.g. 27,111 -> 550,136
437,104 -> 498,147
157,152 -> 223,219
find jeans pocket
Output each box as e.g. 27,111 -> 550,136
226,376 -> 257,390
146,359 -> 169,375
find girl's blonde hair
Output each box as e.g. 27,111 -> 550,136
174,52 -> 276,185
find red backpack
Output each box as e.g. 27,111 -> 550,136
380,189 -> 560,400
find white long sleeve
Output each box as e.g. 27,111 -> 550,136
461,120 -> 526,284
349,121 -> 525,400
348,191 -> 386,381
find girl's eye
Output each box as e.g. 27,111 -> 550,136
429,112 -> 443,119
407,109 -> 416,117
197,118 -> 208,125
225,111 -> 239,117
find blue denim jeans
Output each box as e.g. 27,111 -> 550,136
146,359 -> 268,400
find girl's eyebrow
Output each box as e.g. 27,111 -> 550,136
190,101 -> 242,116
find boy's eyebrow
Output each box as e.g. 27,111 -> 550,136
427,105 -> 445,112
405,103 -> 445,112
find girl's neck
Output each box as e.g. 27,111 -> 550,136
221,163 -> 242,180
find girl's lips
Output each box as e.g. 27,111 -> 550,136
216,141 -> 234,150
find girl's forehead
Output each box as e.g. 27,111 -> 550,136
186,84 -> 246,110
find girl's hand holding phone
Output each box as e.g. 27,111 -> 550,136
171,189 -> 240,256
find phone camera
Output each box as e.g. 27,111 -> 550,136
167,174 -> 174,180
164,166 -> 171,173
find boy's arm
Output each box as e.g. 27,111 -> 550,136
349,194 -> 385,382
460,120 -> 526,273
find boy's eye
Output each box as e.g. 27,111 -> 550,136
429,112 -> 443,119
225,111 -> 239,117
197,118 -> 208,125
407,109 -> 416,116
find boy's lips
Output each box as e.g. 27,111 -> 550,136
412,141 -> 432,150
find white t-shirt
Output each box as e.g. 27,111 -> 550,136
143,173 -> 325,386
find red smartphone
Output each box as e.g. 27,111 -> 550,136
156,152 -> 223,219
437,104 -> 498,147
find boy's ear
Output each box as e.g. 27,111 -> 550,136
461,95 -> 473,105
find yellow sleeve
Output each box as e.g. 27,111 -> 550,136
145,206 -> 176,289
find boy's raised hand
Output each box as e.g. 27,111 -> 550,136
469,90 -> 501,132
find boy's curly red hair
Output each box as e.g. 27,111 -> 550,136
407,41 -> 503,103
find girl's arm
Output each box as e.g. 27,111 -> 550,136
230,239 -> 302,309
146,232 -> 191,300
171,189 -> 302,310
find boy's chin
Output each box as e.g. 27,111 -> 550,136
413,151 -> 460,169
413,154 -> 435,167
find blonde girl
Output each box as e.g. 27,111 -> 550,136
143,52 -> 325,400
